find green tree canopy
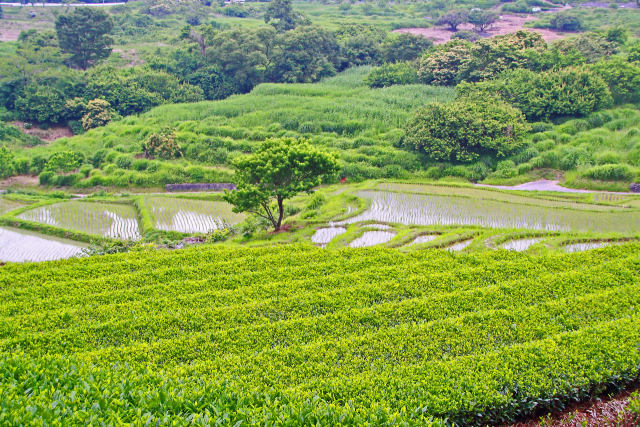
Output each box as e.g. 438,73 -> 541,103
264,0 -> 308,32
404,99 -> 530,163
224,137 -> 338,231
55,8 -> 114,70
458,67 -> 613,121
437,10 -> 469,32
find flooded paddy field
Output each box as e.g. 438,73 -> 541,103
446,239 -> 474,252
500,238 -> 544,251
379,183 -> 631,211
408,234 -> 438,246
343,190 -> 640,233
349,231 -> 395,248
0,198 -> 23,215
146,196 -> 245,233
311,226 -> 346,247
0,226 -> 86,262
562,241 -> 618,253
18,201 -> 140,240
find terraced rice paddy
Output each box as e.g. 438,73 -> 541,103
146,196 -> 245,233
501,238 -> 544,251
0,198 -> 23,215
345,191 -> 640,233
408,234 -> 438,246
311,226 -> 346,247
447,239 -> 473,252
0,226 -> 86,262
563,241 -> 615,253
18,201 -> 140,240
349,231 -> 395,247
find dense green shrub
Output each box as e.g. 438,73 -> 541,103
142,128 -> 182,159
458,67 -> 613,121
404,99 -> 529,163
365,62 -> 419,88
0,146 -> 15,179
582,164 -> 633,180
549,14 -> 583,32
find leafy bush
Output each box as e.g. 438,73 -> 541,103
549,14 -> 583,32
582,164 -> 633,180
142,128 -> 182,159
404,99 -> 530,162
365,62 -> 419,88
459,67 -> 613,121
0,146 -> 15,179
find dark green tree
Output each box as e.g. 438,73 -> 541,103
437,10 -> 469,32
404,99 -> 529,163
55,8 -> 114,69
468,9 -> 498,32
224,137 -> 338,231
264,0 -> 308,32
381,33 -> 433,63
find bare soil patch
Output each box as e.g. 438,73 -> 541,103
0,18 -> 51,41
394,14 -> 567,44
113,48 -> 145,67
0,175 -> 39,188
12,121 -> 73,142
512,385 -> 640,426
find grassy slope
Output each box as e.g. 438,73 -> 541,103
1,243 -> 639,424
17,67 -> 454,184
499,107 -> 640,191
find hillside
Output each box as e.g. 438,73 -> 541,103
1,243 -> 639,424
12,68 -> 453,186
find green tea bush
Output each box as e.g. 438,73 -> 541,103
0,245 -> 639,425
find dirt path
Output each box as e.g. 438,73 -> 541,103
394,13 -> 568,44
476,179 -> 639,195
511,385 -> 640,426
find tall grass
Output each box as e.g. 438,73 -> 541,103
18,67 -> 455,185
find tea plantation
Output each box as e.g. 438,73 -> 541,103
1,243 -> 639,425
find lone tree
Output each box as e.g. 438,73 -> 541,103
437,10 -> 469,32
264,0 -> 308,32
55,8 -> 113,69
224,137 -> 338,231
468,9 -> 498,32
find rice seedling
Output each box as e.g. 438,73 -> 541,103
0,226 -> 86,263
145,196 -> 244,233
310,226 -> 346,247
0,198 -> 23,215
500,237 -> 544,251
343,190 -> 640,233
17,201 -> 140,240
349,230 -> 396,247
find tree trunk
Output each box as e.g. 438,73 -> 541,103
275,196 -> 284,231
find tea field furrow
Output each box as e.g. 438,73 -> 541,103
45,264 -> 636,363
3,256 -> 634,359
288,316 -> 640,425
2,244 -> 639,424
162,287 -> 639,393
1,250 -> 538,310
